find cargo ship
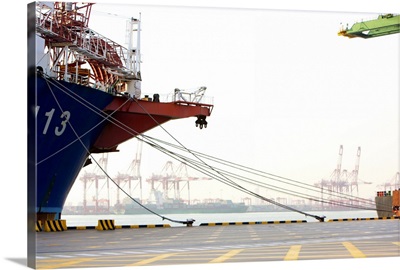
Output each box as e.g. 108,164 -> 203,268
375,189 -> 400,218
29,2 -> 213,222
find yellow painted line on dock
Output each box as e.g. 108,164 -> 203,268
147,242 -> 163,246
46,258 -> 96,269
129,253 -> 176,266
393,242 -> 400,246
209,249 -> 243,263
75,226 -> 88,230
46,244 -> 61,247
160,238 -> 171,242
342,242 -> 366,258
284,245 -> 302,260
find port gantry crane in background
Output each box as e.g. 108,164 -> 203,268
314,145 -> 372,208
338,13 -> 400,38
113,139 -> 144,208
80,153 -> 109,214
146,161 -> 212,205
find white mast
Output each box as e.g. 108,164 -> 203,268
127,14 -> 142,98
136,13 -> 141,75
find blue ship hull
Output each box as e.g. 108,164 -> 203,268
35,75 -> 115,219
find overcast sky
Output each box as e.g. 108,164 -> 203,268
61,1 -> 399,206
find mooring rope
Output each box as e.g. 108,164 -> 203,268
132,98 -> 329,221
39,73 -> 382,223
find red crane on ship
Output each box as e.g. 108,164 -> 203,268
36,2 -> 141,92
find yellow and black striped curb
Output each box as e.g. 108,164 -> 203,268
67,226 -> 96,230
67,224 -> 171,230
42,220 -> 67,232
328,217 -> 400,222
96,220 -> 115,230
116,224 -> 171,229
199,220 -> 307,226
36,219 -> 171,232
36,221 -> 42,232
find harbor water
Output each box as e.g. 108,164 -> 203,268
63,210 -> 377,227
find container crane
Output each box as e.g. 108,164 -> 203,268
80,153 -> 109,213
114,140 -> 143,207
314,146 -> 372,207
377,172 -> 400,191
338,13 -> 400,39
348,147 -> 361,196
330,145 -> 347,194
146,161 -> 211,205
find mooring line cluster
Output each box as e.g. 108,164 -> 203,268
43,74 -> 380,223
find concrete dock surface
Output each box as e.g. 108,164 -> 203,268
35,219 -> 400,269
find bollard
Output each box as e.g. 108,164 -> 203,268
184,218 -> 195,227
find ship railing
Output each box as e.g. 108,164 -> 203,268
141,92 -> 214,106
51,68 -> 117,93
172,87 -> 213,104
36,3 -> 139,80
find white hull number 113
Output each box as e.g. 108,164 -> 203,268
36,106 -> 71,136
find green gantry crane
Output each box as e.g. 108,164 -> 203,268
338,13 -> 400,38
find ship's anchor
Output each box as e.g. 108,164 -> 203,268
195,115 -> 207,129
